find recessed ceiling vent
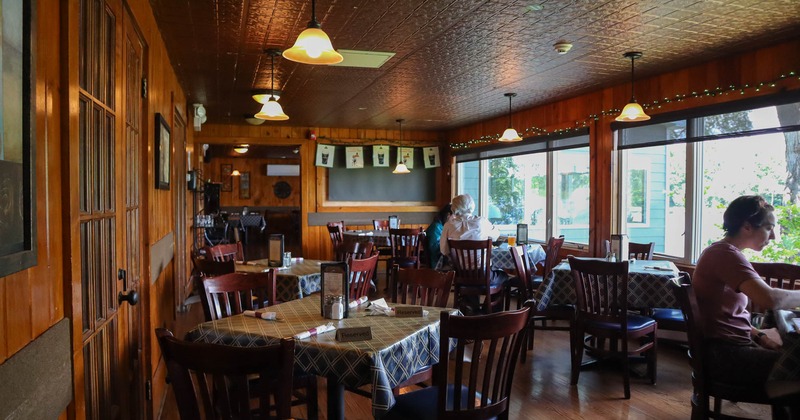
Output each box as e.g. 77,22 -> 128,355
329,50 -> 395,68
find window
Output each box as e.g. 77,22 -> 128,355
615,96 -> 800,263
454,131 -> 590,245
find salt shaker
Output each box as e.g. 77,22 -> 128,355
330,295 -> 344,320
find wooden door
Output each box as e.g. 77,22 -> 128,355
71,0 -> 146,418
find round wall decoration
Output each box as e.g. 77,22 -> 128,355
273,181 -> 292,199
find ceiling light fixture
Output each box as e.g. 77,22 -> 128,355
282,0 -> 343,65
499,93 -> 522,142
252,89 -> 282,104
255,49 -> 289,121
230,169 -> 241,177
616,51 -> 650,122
393,119 -> 410,174
244,114 -> 266,126
234,144 -> 249,154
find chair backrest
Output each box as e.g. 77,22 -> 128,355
373,219 -> 390,230
202,271 -> 277,321
193,257 -> 236,277
629,241 -> 655,260
326,222 -> 345,248
348,253 -> 379,300
334,240 -> 374,262
509,245 -> 529,292
388,228 -> 423,267
448,238 -> 493,288
669,272 -> 707,400
204,242 -> 245,262
436,308 -> 530,419
569,257 -> 630,326
392,265 -> 454,307
156,328 -> 294,420
541,236 -> 565,280
749,262 -> 800,313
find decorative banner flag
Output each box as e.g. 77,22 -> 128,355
346,146 -> 364,169
423,147 -> 440,168
315,144 -> 335,167
373,145 -> 390,167
398,147 -> 415,169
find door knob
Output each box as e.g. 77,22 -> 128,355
117,268 -> 139,306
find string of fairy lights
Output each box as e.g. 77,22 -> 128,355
449,70 -> 799,150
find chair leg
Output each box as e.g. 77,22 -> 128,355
306,377 -> 319,420
649,332 -> 658,385
570,326 -> 583,385
713,395 -> 723,418
622,336 -> 631,400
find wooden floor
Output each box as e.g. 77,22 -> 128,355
160,265 -> 772,420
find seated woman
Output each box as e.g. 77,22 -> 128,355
424,204 -> 451,268
440,194 -> 500,257
694,195 -> 800,388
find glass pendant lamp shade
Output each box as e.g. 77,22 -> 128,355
255,98 -> 289,121
283,28 -> 343,65
283,0 -> 343,65
234,144 -> 249,154
255,49 -> 289,121
393,118 -> 410,174
499,93 -> 522,142
616,51 -> 650,122
616,101 -> 650,122
499,127 -> 522,142
392,162 -> 410,174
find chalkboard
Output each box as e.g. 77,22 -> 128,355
328,146 -> 436,202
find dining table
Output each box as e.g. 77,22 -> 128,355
538,258 -> 681,310
766,309 -> 800,408
186,295 -> 459,419
491,243 -> 546,271
236,258 -> 330,302
342,229 -> 391,247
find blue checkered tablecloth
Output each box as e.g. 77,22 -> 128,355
186,295 -> 458,418
237,259 -> 327,302
538,258 -> 680,309
491,244 -> 546,271
766,309 -> 800,401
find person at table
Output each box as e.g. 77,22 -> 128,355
694,194 -> 800,388
425,203 -> 452,268
440,194 -> 500,256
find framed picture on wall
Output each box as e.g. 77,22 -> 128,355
0,0 -> 37,277
221,163 -> 233,192
239,172 -> 250,199
155,113 -> 171,190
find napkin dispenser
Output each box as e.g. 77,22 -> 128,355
610,234 -> 629,261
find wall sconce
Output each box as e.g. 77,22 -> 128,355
193,103 -> 207,131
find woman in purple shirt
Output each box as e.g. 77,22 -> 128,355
694,195 -> 800,387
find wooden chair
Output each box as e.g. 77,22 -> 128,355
448,238 -> 505,314
629,241 -> 655,260
156,328 -> 294,420
334,240 -> 374,262
670,273 -> 782,419
505,245 -> 531,310
569,257 -> 657,399
200,271 -> 319,419
372,219 -> 390,230
326,221 -> 345,250
392,265 -> 454,308
204,242 -> 245,262
385,307 -> 530,420
514,244 -> 575,364
348,253 -> 380,300
525,236 -> 565,296
387,228 -> 423,280
193,257 -> 235,277
202,271 -> 278,321
750,262 -> 800,314
381,266 -> 455,395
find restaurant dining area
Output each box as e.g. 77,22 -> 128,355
3,0 -> 800,419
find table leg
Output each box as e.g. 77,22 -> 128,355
327,378 -> 345,420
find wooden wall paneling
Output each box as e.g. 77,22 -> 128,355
0,277 -> 4,360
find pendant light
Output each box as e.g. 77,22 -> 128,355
498,93 -> 522,142
282,0 -> 343,65
393,119 -> 410,174
255,49 -> 289,121
616,51 -> 650,122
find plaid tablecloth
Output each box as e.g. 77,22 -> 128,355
342,229 -> 391,247
491,244 -> 546,271
186,295 -> 458,418
237,259 -> 329,302
538,258 -> 680,309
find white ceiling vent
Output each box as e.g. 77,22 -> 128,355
329,50 -> 395,68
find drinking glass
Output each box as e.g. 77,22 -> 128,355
507,235 -> 517,247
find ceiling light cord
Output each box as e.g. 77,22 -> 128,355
507,94 -> 513,128
309,0 -> 320,28
271,53 -> 276,99
629,53 -> 636,103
